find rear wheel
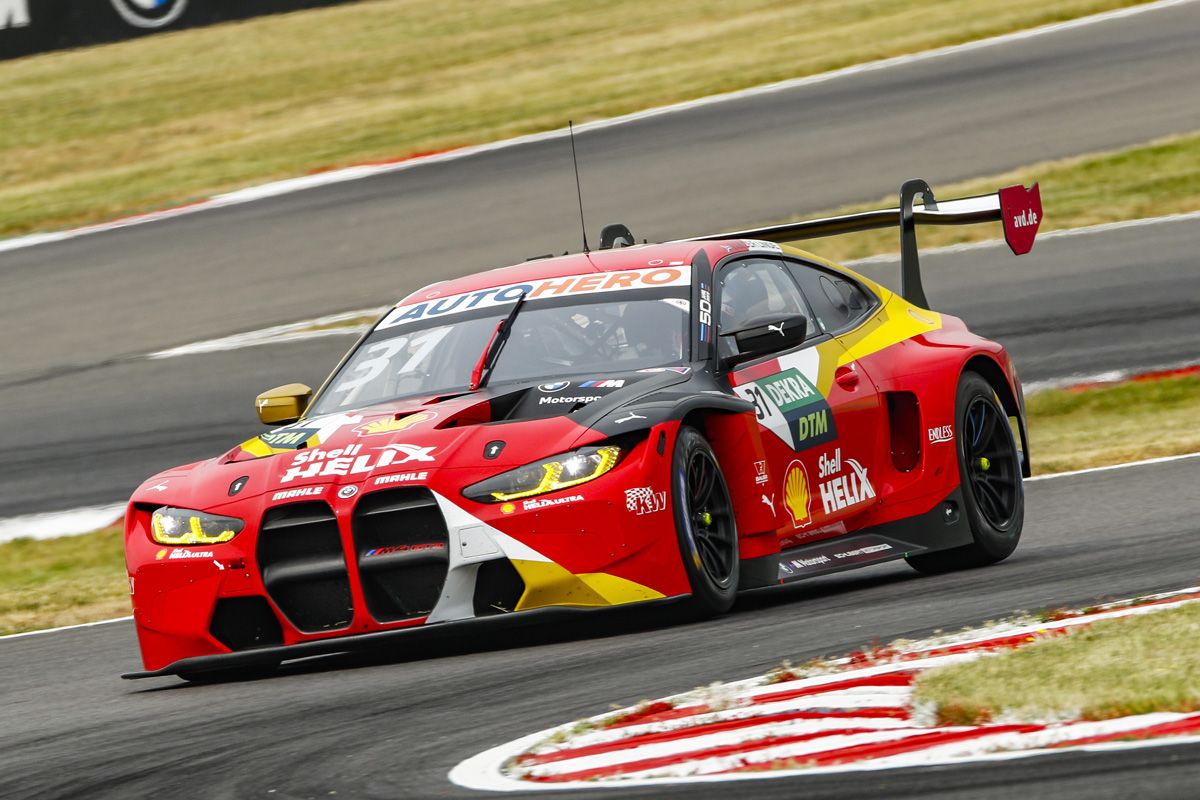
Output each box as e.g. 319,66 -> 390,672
671,426 -> 739,615
906,372 -> 1024,574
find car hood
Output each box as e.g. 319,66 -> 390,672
131,369 -> 694,509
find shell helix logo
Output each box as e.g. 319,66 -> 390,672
110,0 -> 188,29
784,460 -> 811,528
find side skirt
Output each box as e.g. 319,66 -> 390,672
739,487 -> 973,588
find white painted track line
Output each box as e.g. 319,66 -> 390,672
1,616 -> 132,641
0,502 -> 126,545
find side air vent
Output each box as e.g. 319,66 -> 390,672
352,488 -> 450,623
257,502 -> 353,632
210,596 -> 283,651
472,558 -> 525,617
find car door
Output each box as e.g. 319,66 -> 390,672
718,257 -> 884,546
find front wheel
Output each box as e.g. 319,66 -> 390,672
906,372 -> 1024,574
671,426 -> 739,615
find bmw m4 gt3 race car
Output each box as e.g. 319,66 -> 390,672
123,180 -> 1043,680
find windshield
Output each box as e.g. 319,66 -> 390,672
310,287 -> 691,415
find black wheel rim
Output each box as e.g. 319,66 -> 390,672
684,449 -> 737,587
963,396 -> 1019,528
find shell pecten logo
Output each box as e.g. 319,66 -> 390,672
355,411 -> 437,436
784,460 -> 811,528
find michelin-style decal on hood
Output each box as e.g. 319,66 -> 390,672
378,267 -> 691,329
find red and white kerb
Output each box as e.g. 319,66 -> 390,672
451,587 -> 1200,791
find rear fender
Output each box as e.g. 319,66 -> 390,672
964,354 -> 1030,478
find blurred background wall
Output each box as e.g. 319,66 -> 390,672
0,0 -> 360,59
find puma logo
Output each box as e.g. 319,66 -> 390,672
768,322 -> 786,336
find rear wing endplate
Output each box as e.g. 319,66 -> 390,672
695,179 -> 1042,308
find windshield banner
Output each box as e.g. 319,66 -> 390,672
378,267 -> 691,329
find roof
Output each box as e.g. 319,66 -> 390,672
394,241 -> 713,308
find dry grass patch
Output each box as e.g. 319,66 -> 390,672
0,526 -> 129,635
914,602 -> 1200,724
0,0 -> 1144,236
1027,374 -> 1200,474
791,130 -> 1200,263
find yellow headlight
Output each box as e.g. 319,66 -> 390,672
462,445 -> 622,503
151,507 -> 243,545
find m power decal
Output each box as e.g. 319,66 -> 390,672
733,349 -> 836,452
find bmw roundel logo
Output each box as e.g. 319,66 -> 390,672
539,381 -> 571,393
110,0 -> 188,29
337,485 -> 359,499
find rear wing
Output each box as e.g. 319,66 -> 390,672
694,179 -> 1042,308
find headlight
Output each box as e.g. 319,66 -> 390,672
151,507 -> 244,545
463,445 -> 622,502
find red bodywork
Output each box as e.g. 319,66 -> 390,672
124,239 -> 1025,675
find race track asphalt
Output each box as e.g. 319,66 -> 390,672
1,214 -> 1196,518
3,456 -> 1200,799
3,3 -> 1200,797
4,1 -> 1200,518
2,0 -> 1199,383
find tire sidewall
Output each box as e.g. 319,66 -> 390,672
671,426 -> 738,614
956,372 -> 1024,560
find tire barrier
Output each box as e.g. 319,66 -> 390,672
0,0 -> 358,59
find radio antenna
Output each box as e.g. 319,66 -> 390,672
568,120 -> 590,253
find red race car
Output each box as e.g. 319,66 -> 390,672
123,180 -> 1042,680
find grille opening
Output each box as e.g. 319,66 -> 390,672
257,501 -> 353,632
473,559 -> 525,616
210,596 -> 283,651
352,488 -> 450,622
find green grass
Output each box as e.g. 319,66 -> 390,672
792,131 -> 1200,263
914,602 -> 1200,724
0,0 -> 1146,237
1028,374 -> 1200,474
0,526 -> 128,635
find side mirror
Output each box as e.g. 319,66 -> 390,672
255,383 -> 312,425
721,314 -> 808,369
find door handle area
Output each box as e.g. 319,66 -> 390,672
835,364 -> 860,391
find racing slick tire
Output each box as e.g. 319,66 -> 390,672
906,371 -> 1024,575
671,425 -> 739,615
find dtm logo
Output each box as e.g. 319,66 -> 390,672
110,0 -> 188,29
